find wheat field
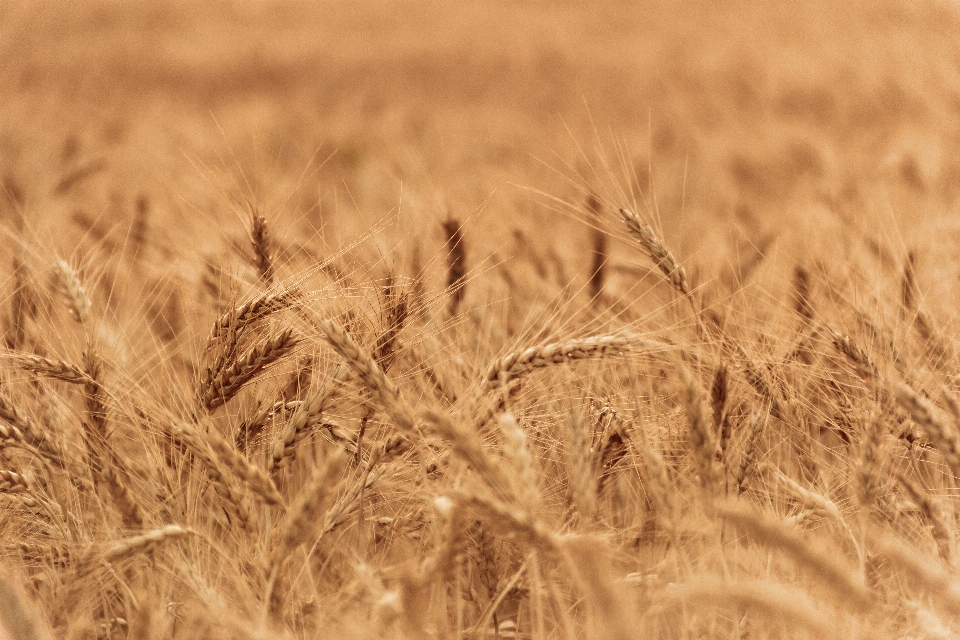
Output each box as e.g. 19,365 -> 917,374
4,0 -> 960,638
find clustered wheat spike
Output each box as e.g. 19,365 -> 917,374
269,367 -> 344,473
269,449 -> 347,569
52,258 -> 91,328
207,289 -> 299,345
0,392 -> 62,466
894,383 -> 960,478
830,330 -> 879,381
202,328 -> 299,411
681,366 -> 720,493
248,207 -> 275,284
0,469 -> 29,494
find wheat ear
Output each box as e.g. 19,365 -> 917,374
269,367 -> 344,474
316,317 -> 416,433
2,353 -> 86,384
619,208 -> 689,295
680,366 -> 720,493
52,258 -> 91,329
202,329 -> 298,411
586,193 -> 607,301
269,449 -> 348,570
484,334 -> 664,387
248,206 -> 274,284
442,218 -> 467,315
894,383 -> 960,479
96,525 -> 193,564
207,290 -> 299,346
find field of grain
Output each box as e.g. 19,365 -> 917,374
4,1 -> 960,638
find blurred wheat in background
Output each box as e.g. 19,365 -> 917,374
3,0 -> 960,638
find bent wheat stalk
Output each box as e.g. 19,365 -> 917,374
716,500 -> 873,609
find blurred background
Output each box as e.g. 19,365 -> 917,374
3,0 -> 960,319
